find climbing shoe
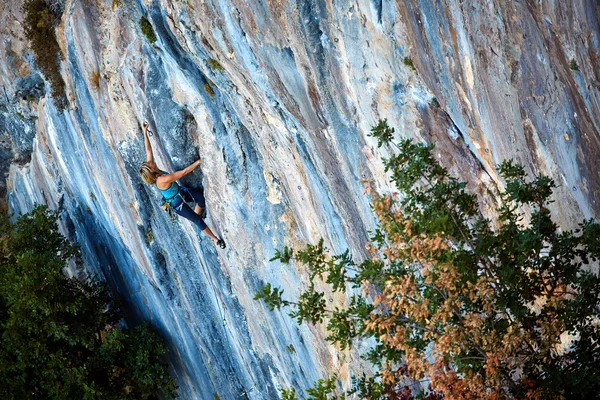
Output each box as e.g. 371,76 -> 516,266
216,239 -> 226,249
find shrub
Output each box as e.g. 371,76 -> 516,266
256,120 -> 600,399
207,58 -> 224,71
204,82 -> 215,98
89,71 -> 100,91
569,59 -> 579,71
22,0 -> 67,110
0,206 -> 177,399
146,229 -> 154,243
140,16 -> 157,44
403,57 -> 416,71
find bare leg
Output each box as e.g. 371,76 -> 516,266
194,204 -> 203,215
201,226 -> 220,242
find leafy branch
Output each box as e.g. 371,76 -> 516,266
256,120 -> 600,399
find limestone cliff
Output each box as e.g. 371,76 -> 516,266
1,0 -> 598,398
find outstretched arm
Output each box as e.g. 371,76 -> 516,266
157,159 -> 201,185
143,122 -> 154,164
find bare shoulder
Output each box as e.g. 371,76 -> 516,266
155,173 -> 171,189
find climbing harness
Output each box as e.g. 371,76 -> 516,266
159,183 -> 188,222
160,188 -> 184,222
160,199 -> 178,222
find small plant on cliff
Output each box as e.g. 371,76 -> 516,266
89,71 -> 101,91
140,16 -> 157,44
255,120 -> 600,399
146,229 -> 155,244
207,58 -> 225,71
569,59 -> 579,71
403,57 -> 416,71
204,82 -> 215,98
22,0 -> 67,110
0,206 -> 177,399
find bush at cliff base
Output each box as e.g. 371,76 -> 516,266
0,206 -> 177,399
257,120 -> 600,399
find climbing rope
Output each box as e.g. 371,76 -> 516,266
200,252 -> 256,398
142,114 -> 254,397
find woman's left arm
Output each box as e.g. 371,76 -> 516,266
142,122 -> 154,164
157,160 -> 201,185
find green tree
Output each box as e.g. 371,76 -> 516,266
256,120 -> 600,399
0,206 -> 177,399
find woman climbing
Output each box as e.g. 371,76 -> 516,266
139,121 -> 226,249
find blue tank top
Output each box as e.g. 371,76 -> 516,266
157,170 -> 180,201
158,181 -> 180,200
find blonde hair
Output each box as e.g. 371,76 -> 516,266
140,162 -> 159,185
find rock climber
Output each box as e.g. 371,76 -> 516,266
139,121 -> 226,249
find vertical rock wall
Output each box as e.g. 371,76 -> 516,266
399,0 -> 600,222
1,0 -> 598,398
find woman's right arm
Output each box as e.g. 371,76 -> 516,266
157,160 -> 201,185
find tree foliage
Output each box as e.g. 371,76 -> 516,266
0,206 -> 177,399
256,120 -> 600,399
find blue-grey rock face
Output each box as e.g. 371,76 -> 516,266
1,0 -> 598,398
